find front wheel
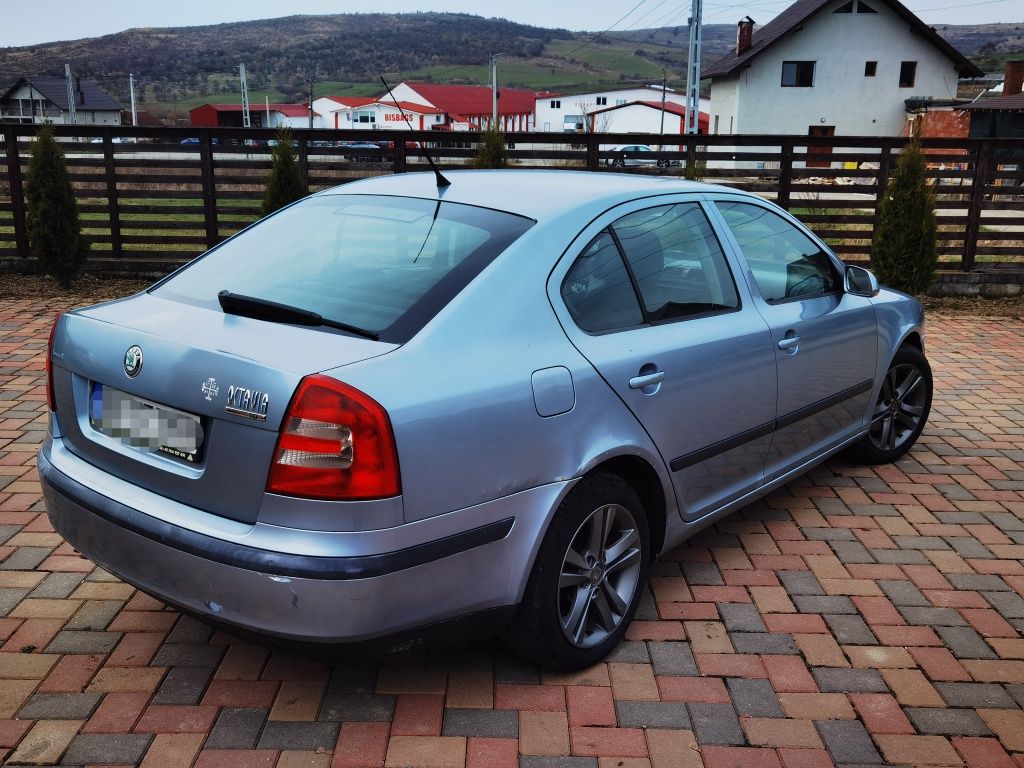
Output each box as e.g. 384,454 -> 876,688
502,472 -> 650,670
847,344 -> 932,465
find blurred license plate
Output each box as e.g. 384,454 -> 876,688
89,383 -> 204,463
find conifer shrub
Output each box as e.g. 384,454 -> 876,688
26,123 -> 89,286
262,127 -> 308,216
473,126 -> 509,169
871,136 -> 938,294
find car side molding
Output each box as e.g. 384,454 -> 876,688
670,378 -> 874,472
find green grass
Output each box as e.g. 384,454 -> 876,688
386,62 -> 618,90
544,39 -> 682,81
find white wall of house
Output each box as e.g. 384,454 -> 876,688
327,103 -> 447,131
592,104 -> 686,134
535,87 -> 693,132
266,112 -> 316,129
381,83 -> 434,108
709,0 -> 961,137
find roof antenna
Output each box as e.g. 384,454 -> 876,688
380,76 -> 450,189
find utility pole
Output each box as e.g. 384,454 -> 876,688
303,68 -> 317,130
64,64 -> 77,125
129,73 -> 137,126
239,64 -> 251,128
489,53 -> 503,129
684,0 -> 703,134
659,69 -> 667,135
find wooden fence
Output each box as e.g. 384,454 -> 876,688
1,124 -> 1022,274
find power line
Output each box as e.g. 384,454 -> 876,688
558,0 -> 651,58
913,0 -> 1014,10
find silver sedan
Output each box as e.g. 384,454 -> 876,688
40,170 -> 931,669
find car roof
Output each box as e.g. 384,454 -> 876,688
319,169 -> 749,222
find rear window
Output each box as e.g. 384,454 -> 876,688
152,194 -> 534,343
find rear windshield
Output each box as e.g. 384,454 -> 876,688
152,194 -> 534,343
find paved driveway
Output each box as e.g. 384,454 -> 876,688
1,299 -> 1023,768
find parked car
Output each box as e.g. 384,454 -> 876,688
40,171 -> 931,669
340,141 -> 387,162
89,136 -> 128,144
606,144 -> 677,168
180,137 -> 220,145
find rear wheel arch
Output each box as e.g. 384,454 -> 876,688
587,455 -> 666,557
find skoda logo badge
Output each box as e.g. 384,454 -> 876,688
123,345 -> 143,378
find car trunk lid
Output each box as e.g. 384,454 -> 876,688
50,293 -> 398,524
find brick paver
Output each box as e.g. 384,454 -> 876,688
0,300 -> 1023,767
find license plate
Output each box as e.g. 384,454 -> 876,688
89,383 -> 205,463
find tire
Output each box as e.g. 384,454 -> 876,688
611,159 -> 625,168
502,471 -> 650,670
846,344 -> 932,465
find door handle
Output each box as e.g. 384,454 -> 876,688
629,371 -> 665,389
778,335 -> 801,350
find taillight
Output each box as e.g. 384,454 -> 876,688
46,313 -> 63,412
267,375 -> 401,500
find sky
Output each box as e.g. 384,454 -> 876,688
1,0 -> 1020,47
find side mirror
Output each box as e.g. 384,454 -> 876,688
844,265 -> 880,297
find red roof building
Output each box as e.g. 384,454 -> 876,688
189,102 -> 316,128
383,81 -> 541,131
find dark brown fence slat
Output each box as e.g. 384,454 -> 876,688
3,126 -> 29,259
0,125 -> 1022,272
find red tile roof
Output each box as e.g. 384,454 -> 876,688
323,96 -> 376,108
378,100 -> 445,114
403,82 -> 538,117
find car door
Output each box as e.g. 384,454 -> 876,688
550,197 -> 777,521
709,197 -> 877,482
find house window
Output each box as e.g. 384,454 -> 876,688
865,61 -> 877,76
899,61 -> 917,88
781,61 -> 815,87
858,1 -> 877,12
834,2 -> 854,12
615,98 -> 627,105
713,115 -> 720,134
596,96 -> 608,106
354,109 -> 375,123
550,100 -> 561,108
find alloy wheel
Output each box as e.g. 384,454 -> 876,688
868,362 -> 927,452
557,503 -> 643,649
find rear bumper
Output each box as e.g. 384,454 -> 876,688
40,437 -> 569,643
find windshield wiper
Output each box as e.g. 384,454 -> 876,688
217,290 -> 380,341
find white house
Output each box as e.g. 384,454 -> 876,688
311,96 -> 376,129
0,76 -> 122,125
325,99 -> 447,132
587,101 -> 710,135
705,0 -> 982,138
379,82 -> 539,132
535,86 -> 704,133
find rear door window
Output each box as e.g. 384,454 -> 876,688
612,203 -> 740,321
153,195 -> 533,343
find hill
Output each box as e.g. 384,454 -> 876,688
0,13 -> 1019,114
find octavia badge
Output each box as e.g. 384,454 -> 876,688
123,345 -> 143,378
